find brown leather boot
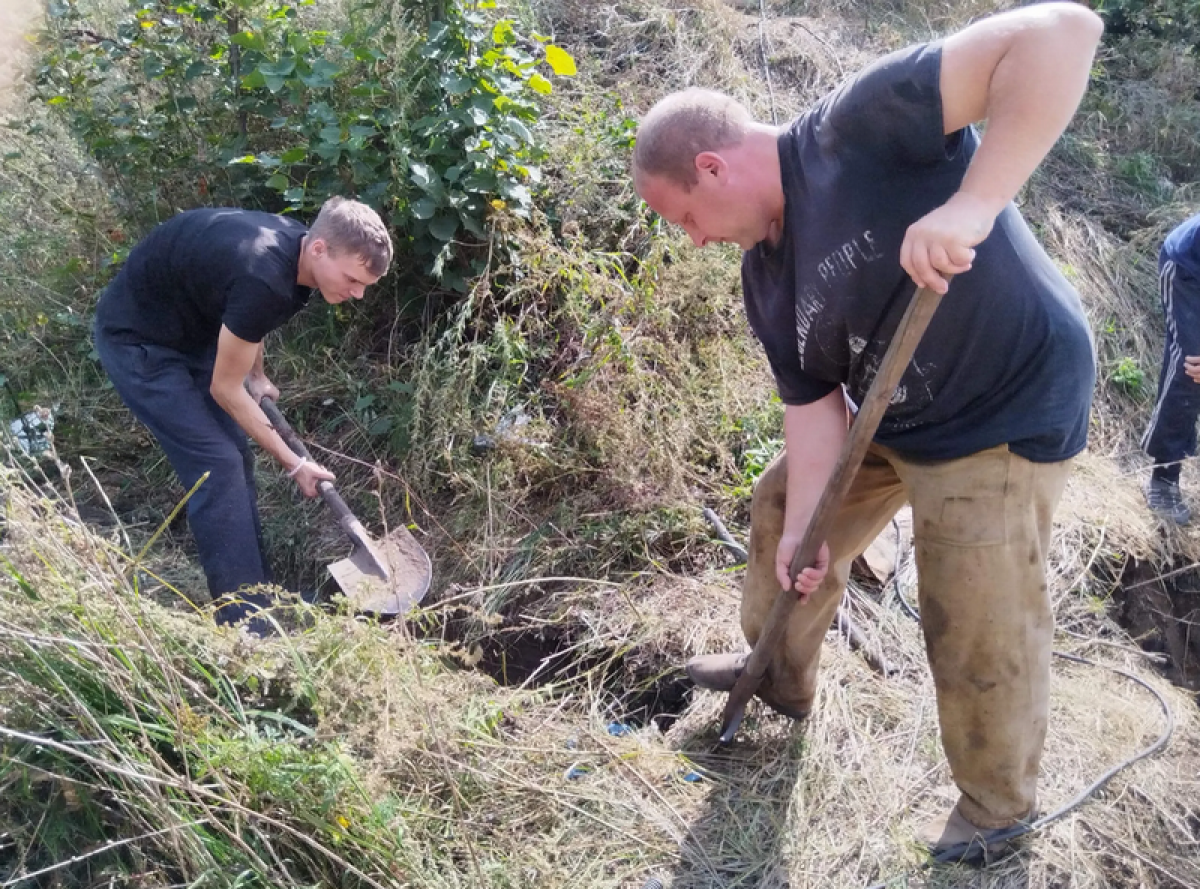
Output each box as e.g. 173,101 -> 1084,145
916,803 -> 1037,864
685,652 -> 747,690
685,652 -> 810,720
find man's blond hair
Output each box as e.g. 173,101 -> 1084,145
633,88 -> 753,190
310,196 -> 393,277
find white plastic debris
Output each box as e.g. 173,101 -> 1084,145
9,405 -> 54,456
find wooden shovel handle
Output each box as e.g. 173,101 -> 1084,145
718,284 -> 946,743
258,396 -> 376,556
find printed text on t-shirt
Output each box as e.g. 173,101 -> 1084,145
815,231 -> 884,285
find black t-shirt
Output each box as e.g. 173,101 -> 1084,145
742,42 -> 1095,463
96,208 -> 311,351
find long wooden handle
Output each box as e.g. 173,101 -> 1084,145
718,284 -> 946,743
259,396 -> 377,558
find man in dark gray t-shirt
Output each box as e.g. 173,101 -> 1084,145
94,198 -> 392,632
742,41 -> 1093,463
633,3 -> 1101,863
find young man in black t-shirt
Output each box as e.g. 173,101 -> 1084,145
94,197 -> 392,631
633,3 -> 1101,863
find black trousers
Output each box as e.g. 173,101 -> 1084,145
1143,253 -> 1200,472
94,315 -> 273,623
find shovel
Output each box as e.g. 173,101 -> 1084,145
260,396 -> 432,616
718,283 -> 946,743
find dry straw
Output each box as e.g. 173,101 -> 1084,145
4,437 -> 1197,888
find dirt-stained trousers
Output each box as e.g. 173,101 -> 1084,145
742,442 -> 1072,828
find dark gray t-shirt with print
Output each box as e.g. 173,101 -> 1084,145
96,208 -> 311,352
742,41 -> 1095,463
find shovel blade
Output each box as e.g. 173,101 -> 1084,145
328,526 -> 431,615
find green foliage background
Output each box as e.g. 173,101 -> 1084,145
37,0 -> 573,282
0,0 -> 781,631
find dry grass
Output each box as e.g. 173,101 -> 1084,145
1032,184 -> 1200,565
636,544 -> 1200,888
413,501 -> 1200,886
5,462 -> 1196,888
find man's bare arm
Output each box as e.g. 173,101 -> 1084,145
244,341 -> 280,402
943,2 -> 1104,209
901,3 -> 1104,291
777,390 -> 847,599
210,326 -> 333,497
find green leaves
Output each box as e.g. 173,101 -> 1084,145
428,215 -> 460,242
36,0 -> 567,292
411,197 -> 439,221
398,3 -> 575,279
230,30 -> 267,53
299,59 -> 339,89
409,162 -> 438,192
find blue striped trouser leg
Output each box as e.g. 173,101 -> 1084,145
1142,257 -> 1200,472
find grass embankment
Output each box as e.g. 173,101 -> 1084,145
3,451 -> 1197,888
2,0 -> 1200,887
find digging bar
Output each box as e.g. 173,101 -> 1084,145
260,396 -> 432,615
718,283 -> 946,743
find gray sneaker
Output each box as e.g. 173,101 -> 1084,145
1145,476 -> 1191,525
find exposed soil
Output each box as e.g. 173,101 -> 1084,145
430,531 -> 1200,743
432,610 -> 695,731
1114,558 -> 1200,694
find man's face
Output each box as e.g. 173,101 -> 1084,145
636,160 -> 770,251
310,239 -> 382,304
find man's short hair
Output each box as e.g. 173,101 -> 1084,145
633,88 -> 753,190
310,196 -> 393,277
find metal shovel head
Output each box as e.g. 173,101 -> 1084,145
327,524 -> 432,616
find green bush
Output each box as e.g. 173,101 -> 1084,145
35,0 -> 575,284
1111,355 -> 1148,397
1096,0 -> 1200,49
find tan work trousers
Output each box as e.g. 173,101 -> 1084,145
743,442 -> 1072,827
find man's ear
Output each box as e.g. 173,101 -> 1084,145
694,151 -> 727,180
309,237 -> 328,259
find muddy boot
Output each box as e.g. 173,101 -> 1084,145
917,803 -> 1036,864
686,652 -> 746,690
685,652 -> 810,720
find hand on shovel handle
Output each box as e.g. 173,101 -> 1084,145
288,458 -> 335,498
259,396 -> 380,570
257,397 -> 435,612
780,539 -> 830,603
259,396 -> 333,493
